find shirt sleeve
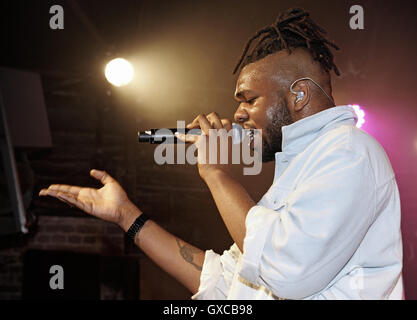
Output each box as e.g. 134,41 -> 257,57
239,148 -> 377,299
192,243 -> 241,300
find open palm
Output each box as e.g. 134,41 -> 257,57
39,169 -> 132,225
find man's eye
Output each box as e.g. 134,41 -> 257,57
247,97 -> 257,104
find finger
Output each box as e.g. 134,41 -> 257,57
221,119 -> 233,131
195,114 -> 212,135
41,189 -> 89,213
175,132 -> 198,144
41,188 -> 61,198
206,112 -> 223,130
186,115 -> 201,129
39,187 -> 66,197
46,184 -> 82,196
90,169 -> 115,185
41,188 -> 72,203
187,114 -> 212,134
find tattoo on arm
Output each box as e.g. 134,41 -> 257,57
175,238 -> 202,271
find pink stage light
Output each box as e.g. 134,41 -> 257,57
351,104 -> 366,128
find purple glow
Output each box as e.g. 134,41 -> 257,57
351,104 -> 366,128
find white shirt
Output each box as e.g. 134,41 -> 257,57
192,106 -> 404,300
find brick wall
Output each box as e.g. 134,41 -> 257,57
29,216 -> 125,254
0,246 -> 22,300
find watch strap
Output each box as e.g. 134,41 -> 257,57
126,213 -> 150,240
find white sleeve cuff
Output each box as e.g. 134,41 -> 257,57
191,249 -> 223,300
192,244 -> 241,300
239,205 -> 279,285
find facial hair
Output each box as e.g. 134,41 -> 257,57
262,98 -> 294,163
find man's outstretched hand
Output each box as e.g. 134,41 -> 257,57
39,169 -> 141,231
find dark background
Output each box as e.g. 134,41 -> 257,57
0,0 -> 416,299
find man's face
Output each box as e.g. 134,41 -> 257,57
233,61 -> 294,162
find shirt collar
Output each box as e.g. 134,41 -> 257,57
278,105 -> 358,157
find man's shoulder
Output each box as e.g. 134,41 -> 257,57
314,125 -> 395,185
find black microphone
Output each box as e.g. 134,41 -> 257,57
138,123 -> 244,144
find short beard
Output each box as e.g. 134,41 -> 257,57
262,98 -> 294,163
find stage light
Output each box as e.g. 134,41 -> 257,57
105,58 -> 134,87
351,104 -> 365,128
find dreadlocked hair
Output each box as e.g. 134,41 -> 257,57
233,8 -> 340,76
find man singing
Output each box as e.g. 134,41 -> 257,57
39,8 -> 403,299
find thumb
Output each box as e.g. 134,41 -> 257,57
175,132 -> 198,144
90,169 -> 115,185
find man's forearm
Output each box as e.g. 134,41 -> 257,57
121,206 -> 205,294
202,170 -> 255,251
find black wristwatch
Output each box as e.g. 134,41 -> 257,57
126,213 -> 150,240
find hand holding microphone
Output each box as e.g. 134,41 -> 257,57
177,113 -> 236,179
137,112 -> 260,178
138,118 -> 245,145
138,113 -> 251,179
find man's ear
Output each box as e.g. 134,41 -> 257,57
287,80 -> 311,113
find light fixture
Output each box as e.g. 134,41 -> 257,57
105,58 -> 134,87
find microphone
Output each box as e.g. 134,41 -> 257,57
138,123 -> 245,144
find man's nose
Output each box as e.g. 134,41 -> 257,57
234,106 -> 249,124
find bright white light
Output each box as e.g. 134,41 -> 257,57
351,104 -> 366,128
105,58 -> 134,87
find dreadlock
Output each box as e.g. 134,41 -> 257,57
233,8 -> 340,76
